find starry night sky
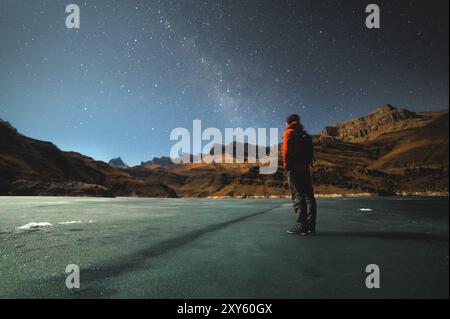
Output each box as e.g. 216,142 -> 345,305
0,0 -> 448,165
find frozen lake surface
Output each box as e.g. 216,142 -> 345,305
0,196 -> 448,298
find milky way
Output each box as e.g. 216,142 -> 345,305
0,0 -> 448,165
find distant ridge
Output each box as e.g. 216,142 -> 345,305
141,156 -> 174,168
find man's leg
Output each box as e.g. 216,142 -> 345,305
286,170 -> 308,234
302,171 -> 317,233
287,170 -> 301,215
296,196 -> 307,224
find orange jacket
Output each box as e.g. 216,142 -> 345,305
281,121 -> 310,171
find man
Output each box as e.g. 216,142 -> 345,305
282,114 -> 317,235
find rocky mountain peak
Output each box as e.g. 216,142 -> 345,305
0,118 -> 17,132
373,104 -> 396,113
108,157 -> 128,169
140,156 -> 175,168
319,104 -> 423,142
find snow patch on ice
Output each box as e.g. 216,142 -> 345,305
58,220 -> 95,225
17,222 -> 53,230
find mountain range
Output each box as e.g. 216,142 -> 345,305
0,105 -> 448,197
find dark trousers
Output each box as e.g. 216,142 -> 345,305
286,170 -> 317,230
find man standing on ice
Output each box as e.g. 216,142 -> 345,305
282,114 -> 317,235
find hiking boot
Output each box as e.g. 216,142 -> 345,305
286,223 -> 308,235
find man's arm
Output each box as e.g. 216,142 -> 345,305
281,129 -> 294,170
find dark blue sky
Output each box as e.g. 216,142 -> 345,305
0,0 -> 448,165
